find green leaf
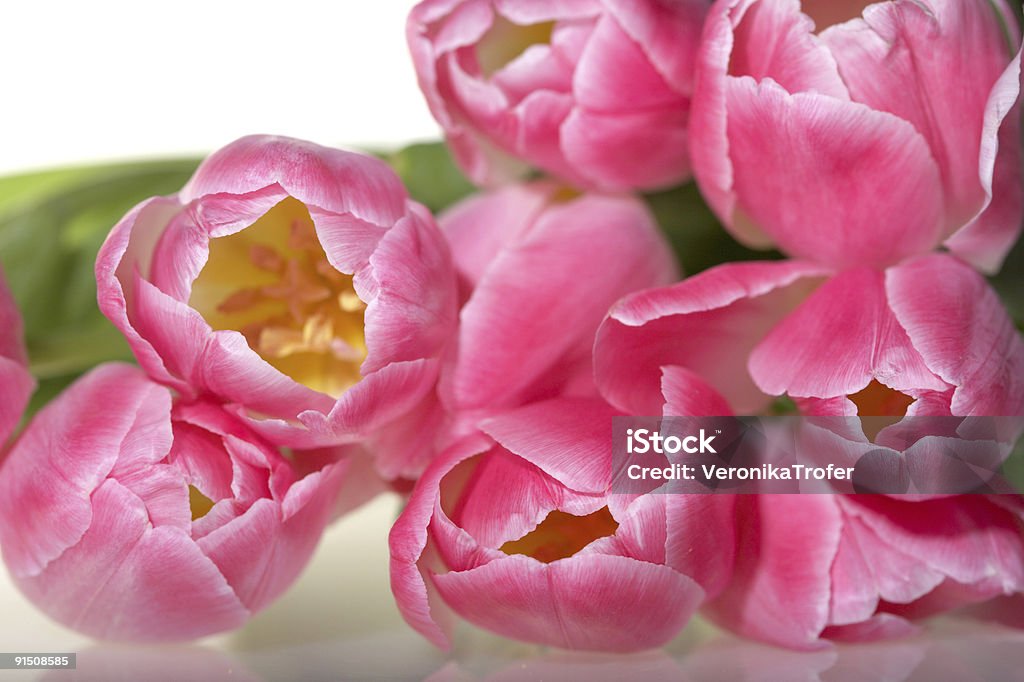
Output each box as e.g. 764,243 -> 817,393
0,159 -> 200,417
386,142 -> 475,213
643,183 -> 783,275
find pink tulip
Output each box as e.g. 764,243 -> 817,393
371,182 -> 678,479
0,363 -> 360,641
407,0 -> 709,191
0,267 -> 33,448
597,254 -> 1023,420
96,135 -> 457,448
706,494 -> 1024,649
594,253 -> 1024,647
691,0 -> 1024,272
390,398 -> 735,652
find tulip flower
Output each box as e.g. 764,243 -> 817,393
390,398 -> 735,652
371,181 -> 678,479
691,0 -> 1024,273
96,135 -> 457,448
705,494 -> 1024,649
0,363 -> 360,641
594,253 -> 1024,648
0,267 -> 33,448
407,0 -> 709,191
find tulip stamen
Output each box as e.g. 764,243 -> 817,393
477,18 -> 555,78
849,380 -> 916,442
500,507 -> 619,563
190,197 -> 367,397
800,0 -> 873,32
188,485 -> 216,521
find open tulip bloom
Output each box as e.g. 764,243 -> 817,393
96,135 -> 458,450
0,0 -> 1022,663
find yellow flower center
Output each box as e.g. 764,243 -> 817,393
477,17 -> 555,77
849,379 -> 916,441
500,507 -> 619,563
190,197 -> 367,397
188,485 -> 215,521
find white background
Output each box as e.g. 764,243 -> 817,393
0,1 -> 439,175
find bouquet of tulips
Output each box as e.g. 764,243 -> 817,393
1,0 -> 1023,653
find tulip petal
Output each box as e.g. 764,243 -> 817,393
822,0 -> 1018,233
0,364 -> 171,578
560,104 -> 691,191
451,444 -> 606,548
749,267 -> 946,399
0,357 -> 33,448
0,268 -> 33,446
841,495 -> 1024,596
573,14 -> 686,112
600,0 -> 706,93
728,0 -> 848,98
15,478 -> 248,641
723,76 -> 945,267
390,434 -> 495,650
479,398 -> 617,495
180,135 -> 408,227
706,495 -> 840,649
432,553 -> 703,652
665,494 -> 737,599
595,260 -> 827,416
946,47 -> 1024,273
661,365 -> 735,417
444,192 -> 676,410
359,205 -> 456,375
96,196 -> 194,395
440,183 -> 551,289
886,254 -> 1024,417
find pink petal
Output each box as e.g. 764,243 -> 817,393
359,205 -> 456,375
0,269 -> 33,445
600,0 -> 706,93
439,182 -> 551,289
493,0 -> 602,24
886,254 -> 1024,417
689,0 -> 744,235
573,14 -> 686,113
728,0 -> 848,98
705,495 -> 841,649
665,494 -> 737,599
841,495 -> 1024,597
560,104 -> 691,191
595,260 -> 828,416
0,364 -> 171,577
390,435 -> 495,650
478,398 -> 618,495
0,357 -> 33,448
449,443 -> 606,549
432,553 -> 703,652
443,191 -> 676,410
749,267 -> 946,399
723,77 -> 945,267
95,196 -> 194,395
0,267 -> 28,365
822,0 -> 1018,233
661,365 -> 735,417
180,135 -> 408,227
15,479 -> 248,641
299,358 -> 441,442
946,46 -> 1024,273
